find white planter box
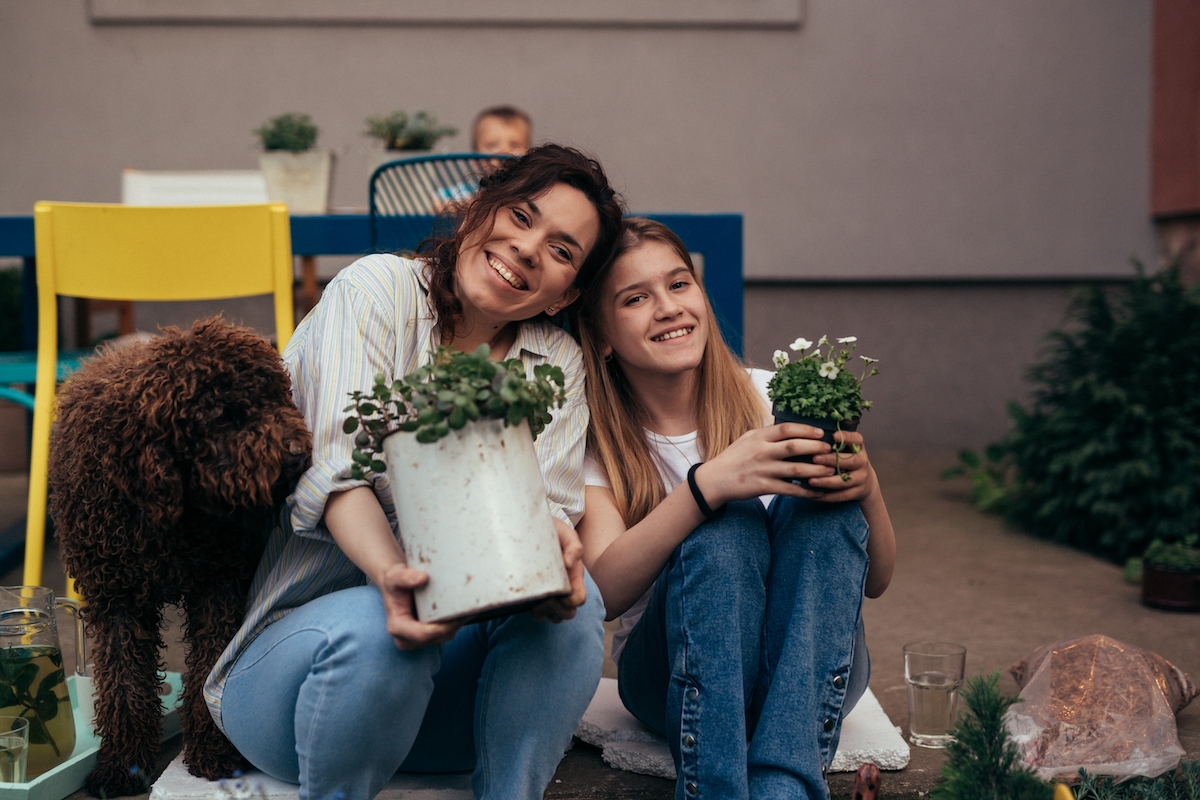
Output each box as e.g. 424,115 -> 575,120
258,149 -> 333,214
383,419 -> 570,624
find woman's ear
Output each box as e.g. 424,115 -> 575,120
600,341 -> 613,359
554,287 -> 581,311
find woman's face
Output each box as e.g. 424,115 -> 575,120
455,182 -> 600,328
598,240 -> 710,381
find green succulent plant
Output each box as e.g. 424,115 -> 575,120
255,113 -> 319,153
1142,534 -> 1200,571
364,110 -> 457,151
343,344 -> 566,479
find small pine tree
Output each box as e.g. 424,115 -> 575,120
930,671 -> 1053,800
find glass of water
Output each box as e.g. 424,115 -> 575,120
0,716 -> 29,783
904,641 -> 966,748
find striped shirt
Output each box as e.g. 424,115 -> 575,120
204,254 -> 589,730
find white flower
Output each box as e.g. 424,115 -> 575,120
818,335 -> 829,346
789,337 -> 812,352
837,336 -> 857,344
819,361 -> 839,379
773,350 -> 790,368
860,356 -> 878,364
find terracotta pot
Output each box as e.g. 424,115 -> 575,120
382,418 -> 571,624
771,405 -> 859,490
1141,564 -> 1200,611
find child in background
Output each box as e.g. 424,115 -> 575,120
472,105 -> 533,156
434,106 -> 535,209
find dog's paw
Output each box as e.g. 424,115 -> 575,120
86,762 -> 153,798
183,748 -> 252,783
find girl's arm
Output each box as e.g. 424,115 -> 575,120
578,481 -> 708,620
851,464 -> 896,597
808,433 -> 896,597
578,423 -> 836,619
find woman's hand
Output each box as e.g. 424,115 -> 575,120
531,518 -> 589,623
693,422 -> 837,507
807,430 -> 878,502
379,563 -> 463,650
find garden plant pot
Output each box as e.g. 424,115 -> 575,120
382,418 -> 570,624
1141,564 -> 1200,611
258,149 -> 333,214
772,404 -> 859,491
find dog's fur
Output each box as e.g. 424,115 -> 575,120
49,318 -> 311,797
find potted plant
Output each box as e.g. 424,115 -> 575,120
364,110 -> 458,172
767,335 -> 878,489
255,112 -> 333,214
344,345 -> 571,623
1140,535 -> 1200,611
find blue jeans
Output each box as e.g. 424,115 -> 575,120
221,576 -> 606,800
617,497 -> 871,800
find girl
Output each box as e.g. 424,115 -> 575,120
205,145 -> 624,800
575,218 -> 896,800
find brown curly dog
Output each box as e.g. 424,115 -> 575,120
49,317 -> 311,797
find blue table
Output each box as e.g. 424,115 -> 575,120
0,211 -> 743,358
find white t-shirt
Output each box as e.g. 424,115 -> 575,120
584,368 -> 774,663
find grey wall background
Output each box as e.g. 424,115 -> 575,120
0,0 -> 1159,450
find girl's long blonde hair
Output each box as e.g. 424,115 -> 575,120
576,218 -> 765,527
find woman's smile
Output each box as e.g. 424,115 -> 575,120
486,254 -> 528,290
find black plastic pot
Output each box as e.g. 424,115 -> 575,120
1141,564 -> 1200,612
772,405 -> 859,490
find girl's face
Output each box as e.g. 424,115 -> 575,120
456,182 -> 600,328
598,240 -> 710,381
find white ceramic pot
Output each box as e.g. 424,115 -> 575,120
383,418 -> 570,624
258,149 -> 334,214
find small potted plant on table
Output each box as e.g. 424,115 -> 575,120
767,335 -> 878,489
344,345 -> 571,624
1141,535 -> 1200,611
255,112 -> 333,214
364,110 -> 458,171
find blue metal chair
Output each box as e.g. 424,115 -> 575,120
368,153 -> 516,254
0,350 -> 92,411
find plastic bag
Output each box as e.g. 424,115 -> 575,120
1004,635 -> 1195,783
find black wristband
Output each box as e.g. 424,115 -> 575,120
687,463 -> 725,520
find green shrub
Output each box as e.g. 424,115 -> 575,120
948,262 -> 1200,562
255,113 -> 319,152
1143,534 -> 1200,571
1072,761 -> 1200,799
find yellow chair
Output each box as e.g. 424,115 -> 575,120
26,202 -> 295,590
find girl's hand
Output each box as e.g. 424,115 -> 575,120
807,430 -> 877,502
532,518 -> 588,623
695,422 -> 838,507
379,563 -> 463,650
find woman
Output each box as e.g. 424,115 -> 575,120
204,145 -> 624,800
575,218 -> 896,800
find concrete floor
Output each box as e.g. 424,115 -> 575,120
0,450 -> 1196,798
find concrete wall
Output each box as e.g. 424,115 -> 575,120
0,0 -> 1158,451
743,281 -> 1113,451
